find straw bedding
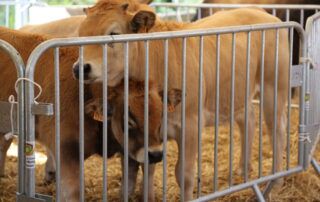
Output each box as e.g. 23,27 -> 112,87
0,107 -> 319,201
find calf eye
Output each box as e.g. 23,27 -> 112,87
128,117 -> 137,129
128,111 -> 138,129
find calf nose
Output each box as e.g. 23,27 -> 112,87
73,63 -> 91,80
148,151 -> 163,164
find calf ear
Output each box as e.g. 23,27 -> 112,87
130,10 -> 156,33
160,89 -> 182,113
85,98 -> 114,122
84,98 -> 103,118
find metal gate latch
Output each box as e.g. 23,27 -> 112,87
32,103 -> 54,116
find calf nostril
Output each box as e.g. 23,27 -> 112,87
73,63 -> 91,80
83,63 -> 91,74
148,151 -> 163,164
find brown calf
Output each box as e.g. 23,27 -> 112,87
0,27 -> 102,201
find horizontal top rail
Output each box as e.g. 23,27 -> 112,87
151,3 -> 320,10
25,21 -> 304,79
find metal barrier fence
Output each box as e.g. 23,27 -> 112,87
17,21 -> 309,202
305,12 -> 320,172
0,3 -> 319,202
151,3 -> 320,25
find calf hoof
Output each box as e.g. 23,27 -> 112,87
44,171 -> 56,183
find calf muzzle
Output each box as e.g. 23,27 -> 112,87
148,151 -> 163,164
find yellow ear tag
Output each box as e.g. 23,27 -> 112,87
168,104 -> 175,113
93,112 -> 104,122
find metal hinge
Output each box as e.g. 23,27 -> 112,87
0,101 -> 53,134
32,103 -> 54,116
291,65 -> 303,87
299,123 -> 320,143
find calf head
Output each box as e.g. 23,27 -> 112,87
73,0 -> 157,86
87,79 -> 181,164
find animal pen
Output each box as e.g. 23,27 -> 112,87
0,2 -> 320,202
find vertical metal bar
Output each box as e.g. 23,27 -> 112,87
287,28 -> 294,170
209,8 -> 212,16
180,37 -> 187,202
272,29 -> 280,174
79,46 -> 85,202
214,34 -> 220,191
197,8 -> 201,20
299,27 -> 307,168
17,54 -> 25,196
285,9 -> 290,22
244,32 -> 251,182
5,5 -> 9,27
300,9 -> 304,27
229,33 -> 236,187
186,7 -> 190,21
102,44 -> 108,202
54,47 -> 61,202
143,40 -> 149,202
302,18 -> 311,169
176,6 -> 180,22
272,9 -> 276,16
123,42 -> 129,202
25,49 -> 36,197
259,31 -> 266,178
162,39 -> 169,202
197,36 -> 204,197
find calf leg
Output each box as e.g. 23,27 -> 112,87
235,105 -> 255,177
44,147 -> 56,183
0,135 -> 13,177
263,86 -> 286,174
58,142 -> 80,202
175,116 -> 198,201
141,163 -> 156,202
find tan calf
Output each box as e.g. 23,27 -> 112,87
73,0 -> 290,200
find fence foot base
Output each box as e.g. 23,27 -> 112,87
17,193 -> 52,202
262,180 -> 276,198
252,184 -> 266,202
311,158 -> 320,175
